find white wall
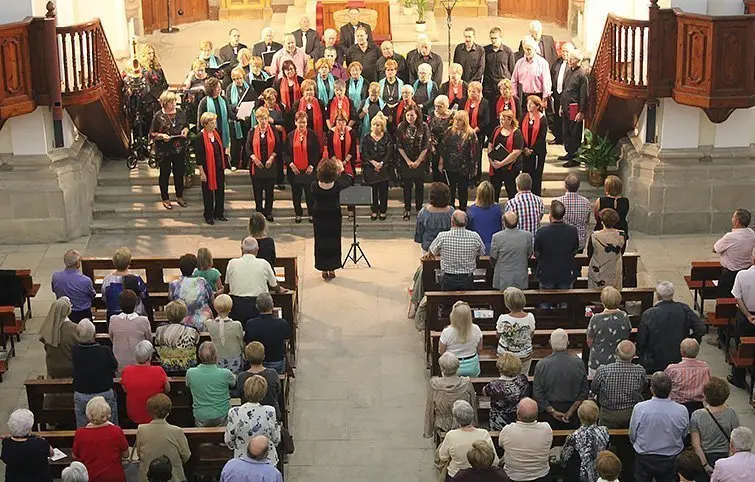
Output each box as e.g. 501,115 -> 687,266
0,108 -> 77,156
582,0 -> 649,58
55,0 -> 131,58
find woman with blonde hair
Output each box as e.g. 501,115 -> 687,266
488,109 -> 524,202
594,175 -> 630,240
495,78 -> 518,118
155,300 -> 200,374
236,48 -> 253,75
586,286 -> 631,375
293,79 -> 327,145
314,57 -> 336,105
439,301 -> 483,377
467,181 -> 503,254
361,113 -> 394,221
150,90 -> 189,210
194,111 -> 227,225
588,208 -> 626,290
204,294 -> 245,372
482,352 -> 530,430
72,397 -> 129,482
439,110 -> 478,210
138,43 -> 168,119
358,81 -> 388,137
249,212 -> 277,267
346,61 -> 369,112
561,400 -> 610,482
246,106 -> 282,222
225,375 -> 281,463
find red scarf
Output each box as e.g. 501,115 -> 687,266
280,77 -> 301,110
329,96 -> 352,124
488,127 -> 515,176
395,100 -> 413,126
448,81 -> 462,104
251,125 -> 276,175
202,129 -> 225,191
299,97 -> 324,144
522,112 -> 541,148
464,98 -> 480,128
333,128 -> 353,176
292,129 -> 309,170
496,95 -> 516,118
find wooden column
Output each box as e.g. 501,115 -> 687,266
44,2 -> 64,147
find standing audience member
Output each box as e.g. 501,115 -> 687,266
593,175 -> 630,240
665,338 -> 712,415
454,27 -> 485,83
205,294 -> 246,372
595,451 -> 622,482
679,449 -> 705,482
467,181 -> 503,255
121,340 -> 170,425
186,341 -> 235,427
235,342 -> 282,418
155,300 -> 200,374
72,396 -> 129,482
690,377 -> 740,480
168,253 -> 214,330
499,397 -> 553,482
1,409 -> 53,482
709,427 -> 755,482
517,21 -> 558,66
225,375 -> 281,464
560,401 -> 610,482
424,352 -> 478,438
496,287 -> 536,375
557,173 -> 592,253
435,400 -> 499,479
428,210 -> 486,291
40,297 -> 77,378
511,39 -> 551,117
219,436 -> 283,482
102,246 -> 149,321
588,208 -> 626,289
630,372 -> 690,482
483,27 -> 516,105
483,353 -> 530,430
591,340 -> 647,428
414,183 -> 455,254
549,43 -> 575,145
226,237 -> 286,323
638,281 -> 706,373
729,248 -> 755,388
534,200 -> 579,289
439,301 -> 484,377
504,173 -> 544,238
108,289 -> 152,373
244,293 -> 291,374
454,440 -> 512,482
136,394 -> 191,482
559,49 -> 588,166
489,212 -> 533,291
586,287 -> 632,376
72,319 -> 119,427
714,209 -> 755,297
51,249 -> 96,322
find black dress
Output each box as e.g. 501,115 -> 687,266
312,177 -> 350,271
595,196 -> 630,238
1,437 -> 53,482
257,237 -> 277,267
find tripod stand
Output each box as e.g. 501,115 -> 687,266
340,185 -> 373,268
342,210 -> 370,267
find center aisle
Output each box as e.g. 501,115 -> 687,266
288,236 -> 435,481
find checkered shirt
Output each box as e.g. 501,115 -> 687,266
664,358 -> 711,404
591,360 -> 647,411
557,192 -> 593,250
505,191 -> 545,237
429,227 -> 486,275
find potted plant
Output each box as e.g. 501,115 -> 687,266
576,128 -> 619,187
415,0 -> 427,32
402,0 -> 414,16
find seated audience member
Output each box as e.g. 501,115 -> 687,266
194,247 -> 223,294
1,409 -> 53,482
595,451 -> 622,482
483,353 -> 529,430
499,397 -> 553,482
121,340 -> 170,425
186,341 -> 236,427
51,249 -> 96,322
40,297 -> 77,378
429,210 -> 486,292
533,329 -> 588,429
220,436 -> 283,482
454,440 -> 512,482
489,212 -> 533,291
728,251 -> 755,388
249,212 -> 277,268
424,352 -> 478,438
205,294 -> 245,372
244,293 -> 291,374
168,253 -> 213,331
588,208 -> 626,289
155,300 -> 200,374
690,377 -> 739,479
72,319 -> 119,427
561,401 -> 610,482
147,456 -> 173,482
72,396 -> 129,482
709,426 -> 755,482
533,200 -> 579,289
414,182 -> 454,254
678,449 -> 705,482
236,342 -> 282,418
435,400 -> 499,479
591,340 -> 647,428
496,287 -> 535,374
439,301 -> 484,377
665,338 -> 711,415
586,287 -> 632,376
136,394 -> 191,482
638,281 -> 706,373
226,237 -> 286,323
467,181 -> 503,255
225,375 -> 281,464
629,372 -> 689,482
61,461 -> 89,482
101,246 -> 150,320
108,289 -> 152,374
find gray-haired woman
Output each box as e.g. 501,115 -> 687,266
61,461 -> 89,481
1,408 -> 54,481
435,400 -> 498,480
72,319 -> 119,427
121,340 -> 171,424
424,352 -> 478,438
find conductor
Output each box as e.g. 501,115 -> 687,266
311,159 -> 350,281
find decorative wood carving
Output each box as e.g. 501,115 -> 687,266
0,21 -> 35,122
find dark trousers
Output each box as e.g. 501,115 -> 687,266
523,149 -> 546,196
252,177 -> 275,216
231,135 -> 246,169
441,273 -> 473,291
718,267 -> 739,298
539,408 -> 579,430
370,181 -> 389,214
201,176 -> 225,220
447,171 -> 469,211
634,453 -> 677,482
549,92 -> 563,142
474,132 -> 485,182
730,310 -> 755,383
403,179 -> 424,212
69,308 -> 92,323
491,168 -> 520,203
158,152 -> 185,200
291,182 -> 312,217
562,115 -> 583,157
229,295 -> 258,324
682,401 -> 704,418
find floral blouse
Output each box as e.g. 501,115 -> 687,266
482,374 -> 530,431
154,323 -> 199,374
561,424 -> 610,482
225,402 -> 281,464
440,132 -> 478,177
586,310 -> 632,371
168,276 -> 214,331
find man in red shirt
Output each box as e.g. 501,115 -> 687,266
121,340 -> 170,424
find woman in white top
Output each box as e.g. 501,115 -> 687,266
439,301 -> 483,377
204,294 -> 245,372
225,375 -> 281,464
496,287 -> 536,375
435,400 -> 498,478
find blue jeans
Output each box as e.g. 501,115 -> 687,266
539,281 -> 573,309
74,389 -> 118,427
264,359 -> 286,374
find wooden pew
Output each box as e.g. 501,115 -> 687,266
13,269 -> 40,321
685,261 -> 722,316
421,253 -> 640,292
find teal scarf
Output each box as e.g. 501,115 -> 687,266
378,77 -> 404,103
348,76 -> 365,107
413,80 -> 434,99
206,55 -> 219,68
205,96 -> 230,147
229,81 -> 249,139
360,97 -> 386,134
316,74 -> 335,105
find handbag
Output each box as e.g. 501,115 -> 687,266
280,426 -> 295,454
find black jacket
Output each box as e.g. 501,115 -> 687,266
345,43 -> 382,82
533,221 -> 579,286
218,42 -> 248,67
376,53 -> 409,83
560,66 -> 589,114
637,300 -> 706,373
252,41 -> 284,66
517,34 -> 558,67
407,49 -> 444,86
292,28 -> 321,56
339,22 -> 373,48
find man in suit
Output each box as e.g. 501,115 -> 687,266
292,15 -> 320,57
517,20 -> 558,67
559,49 -> 589,166
406,35 -> 443,86
252,27 -> 283,72
453,27 -> 485,83
549,42 -> 574,145
218,28 -> 247,69
376,41 -> 409,83
483,27 -> 516,104
339,8 -> 373,48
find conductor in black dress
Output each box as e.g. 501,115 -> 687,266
312,159 -> 349,281
194,112 -> 228,225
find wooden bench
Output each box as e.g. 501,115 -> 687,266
421,253 -> 640,292
685,261 -> 722,316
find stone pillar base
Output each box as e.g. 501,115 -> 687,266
620,134 -> 755,234
0,135 -> 102,244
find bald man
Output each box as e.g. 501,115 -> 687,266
664,338 -> 711,416
269,34 -> 309,78
220,436 -> 283,481
429,210 -> 486,291
499,397 -> 553,482
490,211 -> 533,290
592,340 -> 648,428
376,41 -> 409,83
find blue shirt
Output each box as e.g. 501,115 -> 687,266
51,268 -> 96,311
220,457 -> 283,482
629,397 -> 689,456
467,203 -> 503,255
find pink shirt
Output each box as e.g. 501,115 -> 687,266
511,55 -> 552,98
714,227 -> 755,271
269,47 -> 309,78
664,357 -> 711,403
711,451 -> 755,482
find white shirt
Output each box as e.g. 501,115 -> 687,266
226,254 -> 277,297
556,60 -> 568,94
732,266 -> 755,311
439,324 -> 483,358
499,420 -> 553,481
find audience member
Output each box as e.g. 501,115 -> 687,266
504,173 -> 544,238
593,175 -> 630,239
557,174 -> 592,253
533,329 -> 588,429
588,208 -> 626,289
195,247 -> 224,294
101,246 -> 150,320
678,448 -> 705,482
482,27 -> 516,104
629,372 -> 689,482
243,293 -> 291,374
690,377 -> 739,479
72,319 -> 119,427
414,184 -> 453,256
440,301 -> 484,377
225,375 -> 281,464
168,253 -> 213,331
205,294 -> 245,372
496,287 -> 535,374
428,210 -> 486,291
249,212 -> 277,268
454,440 -> 512,482
561,401 -> 610,482
436,400 -> 498,479
51,249 -> 96,322
511,38 -> 551,117
72,396 -> 129,482
558,48 -> 588,166
1,409 -> 53,482
135,394 -> 191,482
714,209 -> 755,298
108,289 -> 152,374
40,296 -> 77,378
186,341 -> 235,427
591,340 -> 647,429
219,436 -> 283,482
533,200 -> 579,289
226,237 -> 285,323
121,340 -> 170,425
489,212 -> 533,291
638,281 -> 706,373
467,181 -> 503,255
499,397 -> 553,482
586,287 -> 632,375
155,300 -> 200,373
147,455 -> 174,482
729,249 -> 755,388
595,451 -> 621,482
424,352 -> 478,438
483,353 -> 529,430
710,427 -> 755,482
665,338 -> 711,414
236,342 -> 282,418
61,461 -> 89,482
454,27 -> 485,83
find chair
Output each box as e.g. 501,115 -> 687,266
0,271 -> 27,340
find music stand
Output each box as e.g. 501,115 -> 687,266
340,186 -> 373,268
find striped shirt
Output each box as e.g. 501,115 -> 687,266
505,191 -> 545,238
557,191 -> 593,250
429,227 -> 486,275
664,357 -> 711,403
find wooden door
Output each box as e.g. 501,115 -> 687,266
141,0 -> 210,34
497,0 -> 569,27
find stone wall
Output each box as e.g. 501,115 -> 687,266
620,134 -> 755,234
0,135 -> 102,244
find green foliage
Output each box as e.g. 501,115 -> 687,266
415,0 -> 428,22
576,129 -> 619,171
185,128 -> 199,176
402,0 -> 413,8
